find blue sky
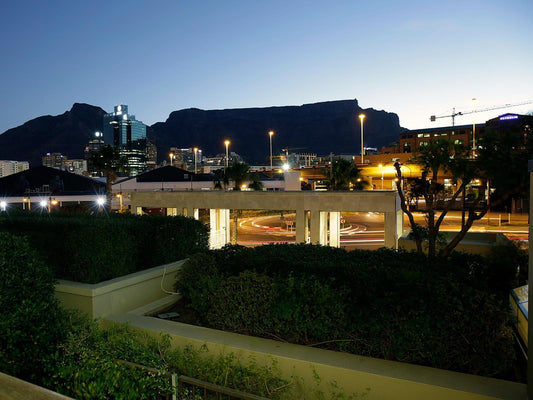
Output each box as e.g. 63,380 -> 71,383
0,0 -> 531,134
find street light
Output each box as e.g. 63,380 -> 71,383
379,164 -> 384,190
169,152 -> 175,167
0,201 -> 6,212
193,147 -> 198,174
359,114 -> 366,164
224,140 -> 230,168
268,130 -> 274,171
472,98 -> 477,156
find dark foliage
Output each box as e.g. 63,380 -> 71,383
177,244 -> 518,377
0,211 -> 209,283
0,233 -> 66,382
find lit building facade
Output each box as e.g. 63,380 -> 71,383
102,105 -> 148,176
0,160 -> 29,178
103,105 -> 147,148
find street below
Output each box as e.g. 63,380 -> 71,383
233,211 -> 529,250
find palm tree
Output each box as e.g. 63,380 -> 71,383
224,161 -> 251,191
329,158 -> 368,190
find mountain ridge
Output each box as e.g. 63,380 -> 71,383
0,99 -> 403,167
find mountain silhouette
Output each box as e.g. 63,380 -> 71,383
0,103 -> 106,167
0,99 -> 403,166
151,99 -> 402,163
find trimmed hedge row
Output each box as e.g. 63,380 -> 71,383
0,233 -> 66,383
176,244 -> 523,378
0,211 -> 208,283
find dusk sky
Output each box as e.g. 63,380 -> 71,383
1,0 -> 531,135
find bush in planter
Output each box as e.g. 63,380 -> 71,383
175,253 -> 224,318
0,232 -> 65,383
207,271 -> 277,335
176,244 -> 517,378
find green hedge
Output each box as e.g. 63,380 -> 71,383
176,244 -> 520,378
0,211 -> 208,283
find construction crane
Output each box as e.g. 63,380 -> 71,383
281,147 -> 307,160
430,100 -> 533,126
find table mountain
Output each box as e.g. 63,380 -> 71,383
0,99 -> 402,166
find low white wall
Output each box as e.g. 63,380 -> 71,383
55,260 -> 185,318
109,310 -> 526,400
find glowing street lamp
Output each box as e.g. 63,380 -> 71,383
96,197 -> 106,211
359,114 -> 366,164
193,147 -> 198,174
169,152 -> 175,167
268,130 -> 274,171
0,201 -> 6,212
224,140 -> 230,168
379,164 -> 384,189
472,97 -> 477,156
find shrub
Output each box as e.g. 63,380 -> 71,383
207,271 -> 277,335
175,253 -> 224,318
176,244 -> 517,378
44,315 -> 289,400
0,232 -> 65,383
0,211 -> 209,283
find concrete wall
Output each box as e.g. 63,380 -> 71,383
110,309 -> 526,400
55,260 -> 184,318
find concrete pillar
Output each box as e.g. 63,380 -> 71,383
319,212 -> 328,246
310,210 -> 320,244
186,207 -> 199,219
384,211 -> 400,249
209,209 -> 219,249
329,211 -> 341,247
295,209 -> 308,243
310,211 -> 328,245
222,209 -> 230,243
210,209 -> 230,249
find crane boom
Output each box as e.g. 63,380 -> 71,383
430,100 -> 533,126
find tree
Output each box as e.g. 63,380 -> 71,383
220,161 -> 264,244
395,132 -> 531,258
224,161 -> 251,191
88,145 -> 128,208
328,158 -> 368,190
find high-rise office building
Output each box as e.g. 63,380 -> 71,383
103,105 -> 147,148
102,105 -> 148,176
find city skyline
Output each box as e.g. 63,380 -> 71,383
0,0 -> 532,134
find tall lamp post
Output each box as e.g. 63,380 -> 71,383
472,97 -> 477,156
193,147 -> 198,174
359,114 -> 366,164
224,140 -> 230,168
379,164 -> 384,189
268,130 -> 274,171
169,152 -> 174,167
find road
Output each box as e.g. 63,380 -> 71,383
233,211 -> 529,250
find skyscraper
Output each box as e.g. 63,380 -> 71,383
103,105 -> 146,148
102,105 -> 148,176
